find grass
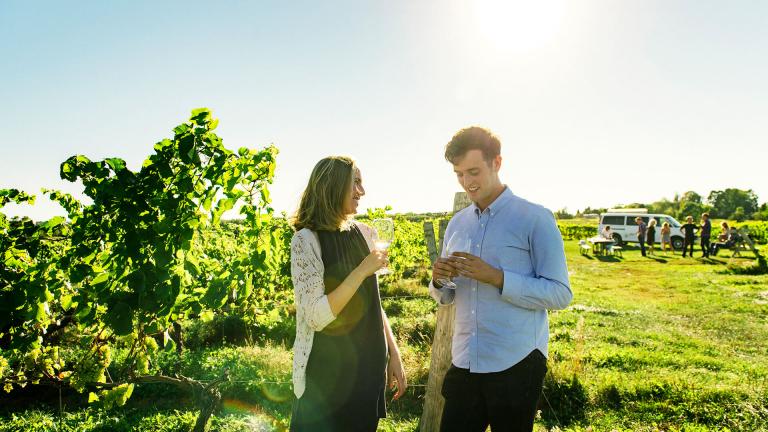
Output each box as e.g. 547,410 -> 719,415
2,242 -> 767,431
545,241 -> 768,431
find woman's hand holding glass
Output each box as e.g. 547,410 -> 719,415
371,218 -> 394,275
358,250 -> 389,277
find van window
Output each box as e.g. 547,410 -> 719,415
665,217 -> 681,228
626,217 -> 649,226
602,216 -> 625,225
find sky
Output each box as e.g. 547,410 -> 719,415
2,0 -> 767,221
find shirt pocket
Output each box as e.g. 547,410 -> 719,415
490,240 -> 534,276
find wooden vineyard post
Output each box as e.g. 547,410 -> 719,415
419,192 -> 469,431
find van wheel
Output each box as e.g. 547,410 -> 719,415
672,236 -> 684,250
612,234 -> 623,246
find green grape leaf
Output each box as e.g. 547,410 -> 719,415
107,302 -> 133,336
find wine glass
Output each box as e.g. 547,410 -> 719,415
437,231 -> 472,289
371,218 -> 394,275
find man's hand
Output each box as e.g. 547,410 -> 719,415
449,252 -> 504,289
431,257 -> 458,287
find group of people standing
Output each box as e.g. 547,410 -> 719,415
699,218 -> 741,257
679,213 -> 739,258
626,213 -> 736,258
289,127 -> 572,431
633,217 -> 666,256
679,214 -> 711,258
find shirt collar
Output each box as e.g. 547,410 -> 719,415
471,186 -> 514,218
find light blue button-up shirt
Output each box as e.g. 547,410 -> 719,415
429,187 -> 573,373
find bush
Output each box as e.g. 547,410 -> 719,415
184,315 -> 250,349
724,256 -> 768,275
558,224 -> 597,241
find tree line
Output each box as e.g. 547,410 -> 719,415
558,189 -> 766,221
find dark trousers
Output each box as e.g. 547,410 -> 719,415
683,237 -> 695,257
711,241 -> 732,256
701,236 -> 710,257
440,350 -> 547,432
638,236 -> 646,256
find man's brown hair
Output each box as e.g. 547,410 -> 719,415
445,126 -> 501,164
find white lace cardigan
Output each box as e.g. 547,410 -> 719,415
290,221 -> 377,398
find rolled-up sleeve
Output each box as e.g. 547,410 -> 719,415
500,212 -> 573,310
291,231 -> 336,331
429,280 -> 456,305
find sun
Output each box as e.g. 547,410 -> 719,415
471,0 -> 566,53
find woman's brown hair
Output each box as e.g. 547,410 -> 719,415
291,156 -> 356,232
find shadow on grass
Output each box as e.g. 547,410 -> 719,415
645,256 -> 668,263
595,255 -> 621,262
698,257 -> 729,265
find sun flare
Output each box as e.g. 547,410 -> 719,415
471,0 -> 566,53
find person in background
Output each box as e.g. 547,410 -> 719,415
660,222 -> 673,254
289,156 -> 406,431
601,225 -> 614,240
680,216 -> 698,258
646,219 -> 657,255
710,221 -> 731,256
699,213 -> 712,258
635,216 -> 647,257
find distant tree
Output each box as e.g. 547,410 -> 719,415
554,208 -> 574,219
753,203 -> 768,221
731,206 -> 747,222
681,191 -> 703,204
576,206 -> 606,217
679,201 -> 709,221
648,198 -> 677,216
675,191 -> 708,219
707,189 -> 759,219
616,203 -> 648,211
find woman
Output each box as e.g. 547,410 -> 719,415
646,218 -> 657,255
289,156 -> 406,431
660,222 -> 672,254
601,225 -> 614,240
710,221 -> 731,256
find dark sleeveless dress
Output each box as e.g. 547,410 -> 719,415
646,226 -> 656,245
290,225 -> 387,432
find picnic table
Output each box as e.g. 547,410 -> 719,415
588,236 -> 615,255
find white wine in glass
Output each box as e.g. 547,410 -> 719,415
371,218 -> 394,275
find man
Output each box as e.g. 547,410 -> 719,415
699,212 -> 711,258
635,216 -> 647,257
680,215 -> 698,258
429,126 -> 573,432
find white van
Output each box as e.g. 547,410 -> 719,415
599,210 -> 686,249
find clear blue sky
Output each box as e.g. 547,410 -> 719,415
2,1 -> 767,221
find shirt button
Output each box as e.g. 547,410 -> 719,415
471,310 -> 475,314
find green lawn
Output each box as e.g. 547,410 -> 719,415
2,241 -> 766,431
543,241 -> 768,431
